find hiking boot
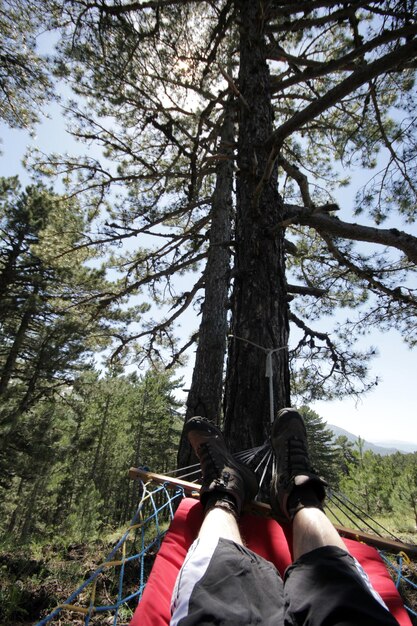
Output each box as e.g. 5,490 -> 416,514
184,416 -> 258,515
270,408 -> 327,523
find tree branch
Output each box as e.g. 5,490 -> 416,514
111,277 -> 204,361
254,36 -> 417,198
320,233 -> 417,306
268,36 -> 417,150
81,0 -> 199,14
283,205 -> 417,265
287,283 -> 327,297
278,155 -> 313,207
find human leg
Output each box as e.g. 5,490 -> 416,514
171,416 -> 284,626
171,531 -> 285,626
197,504 -> 243,544
292,506 -> 345,560
270,408 -> 400,626
170,506 -> 243,626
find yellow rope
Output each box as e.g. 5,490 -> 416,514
55,604 -> 90,615
398,551 -> 411,566
47,479 -> 164,618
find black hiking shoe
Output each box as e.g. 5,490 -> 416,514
270,408 -> 327,523
184,416 -> 258,516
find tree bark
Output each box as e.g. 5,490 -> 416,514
224,0 -> 290,452
0,286 -> 38,396
0,235 -> 24,299
177,100 -> 234,468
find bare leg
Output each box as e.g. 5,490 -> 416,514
269,410 -> 399,625
198,505 -> 243,544
170,508 -> 243,626
292,507 -> 346,560
170,417 -> 258,624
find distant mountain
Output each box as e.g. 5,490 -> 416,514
327,424 -> 417,455
373,440 -> 417,454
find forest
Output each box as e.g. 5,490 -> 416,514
1,0 -> 417,622
0,386 -> 416,622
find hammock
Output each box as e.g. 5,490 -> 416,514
35,479 -> 184,626
34,465 -> 417,626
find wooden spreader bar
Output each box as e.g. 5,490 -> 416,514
129,467 -> 417,557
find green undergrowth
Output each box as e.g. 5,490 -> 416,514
0,520 -> 170,626
326,505 -> 417,544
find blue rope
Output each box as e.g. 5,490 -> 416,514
379,551 -> 417,618
35,482 -> 184,626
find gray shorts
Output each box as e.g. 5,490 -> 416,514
170,537 -> 399,626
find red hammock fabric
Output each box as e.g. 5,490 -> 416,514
130,497 -> 411,626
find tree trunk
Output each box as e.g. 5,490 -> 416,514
0,287 -> 38,396
224,0 -> 290,452
177,100 -> 234,468
0,235 -> 24,299
19,472 -> 45,542
89,393 -> 111,484
16,333 -> 46,416
7,477 -> 25,534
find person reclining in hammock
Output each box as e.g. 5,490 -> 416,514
170,409 -> 400,626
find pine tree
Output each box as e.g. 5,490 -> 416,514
23,1 -> 417,450
0,177 -> 115,423
0,1 -> 54,129
0,366 -> 183,541
0,176 -> 141,501
334,435 -> 357,476
298,406 -> 340,485
390,453 -> 417,529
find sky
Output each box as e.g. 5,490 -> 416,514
175,322 -> 417,447
311,327 -> 416,445
1,93 -> 416,450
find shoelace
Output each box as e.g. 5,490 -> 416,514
284,436 -> 311,474
199,441 -> 230,482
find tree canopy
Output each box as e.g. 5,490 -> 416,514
0,367 -> 182,543
0,1 -> 54,129
4,0 -> 417,452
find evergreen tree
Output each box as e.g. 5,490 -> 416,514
390,453 -> 417,529
0,367 -> 183,542
334,435 -> 357,476
339,442 -> 389,515
21,1 -> 417,451
0,176 -> 142,498
298,406 -> 340,485
337,447 -> 417,530
0,0 -> 54,129
0,177 -> 118,423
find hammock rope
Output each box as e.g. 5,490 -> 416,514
35,481 -> 184,626
380,551 -> 417,618
35,444 -> 417,625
